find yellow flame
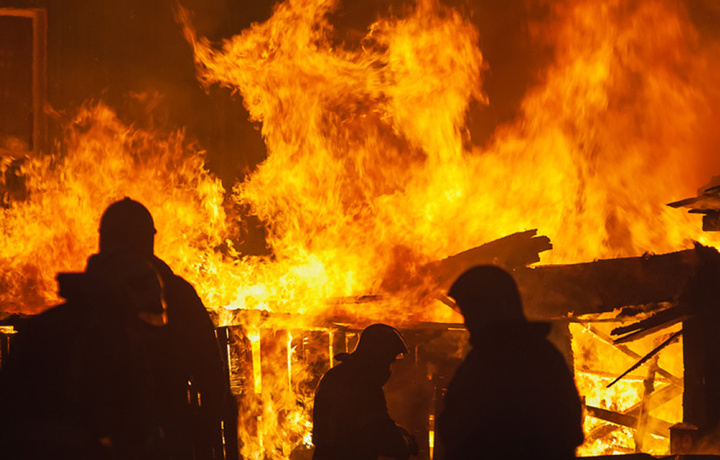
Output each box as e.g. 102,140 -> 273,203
571,318 -> 684,455
2,0 -> 720,457
248,328 -> 263,395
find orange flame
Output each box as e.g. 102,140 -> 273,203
181,0 -> 720,289
0,104 -> 229,313
2,0 -> 720,457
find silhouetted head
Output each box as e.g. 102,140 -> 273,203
353,323 -> 408,364
342,324 -> 408,386
99,198 -> 156,257
448,265 -> 526,333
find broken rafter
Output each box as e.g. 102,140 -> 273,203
668,185 -> 720,211
380,229 -> 552,299
607,331 -> 683,389
611,305 -> 690,344
511,246 -> 711,320
585,324 -> 682,387
429,229 -> 552,294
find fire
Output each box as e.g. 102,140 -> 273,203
571,317 -> 684,455
0,104 -> 229,313
182,0 -> 720,277
179,0 -> 488,322
2,0 -> 720,457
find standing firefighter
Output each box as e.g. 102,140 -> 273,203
0,251 -> 170,459
96,197 -> 231,459
438,265 -> 584,460
0,198 -> 232,459
312,323 -> 419,460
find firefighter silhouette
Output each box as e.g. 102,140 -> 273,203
96,198 -> 231,459
0,250 -> 169,459
312,323 -> 419,460
0,198 -> 232,459
438,265 -> 584,460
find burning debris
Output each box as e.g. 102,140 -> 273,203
669,176 -> 720,232
2,0 -> 720,458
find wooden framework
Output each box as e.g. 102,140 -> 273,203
2,229 -> 717,456
0,8 -> 46,156
430,232 -> 720,454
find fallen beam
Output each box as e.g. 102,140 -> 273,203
510,246 -> 712,320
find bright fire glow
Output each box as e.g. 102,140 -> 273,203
2,0 -> 720,457
571,317 -> 684,455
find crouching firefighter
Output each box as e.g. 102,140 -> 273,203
312,323 -> 419,460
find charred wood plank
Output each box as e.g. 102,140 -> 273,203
429,229 -> 552,293
607,331 -> 682,388
612,318 -> 688,344
510,246 -> 712,320
611,306 -> 689,343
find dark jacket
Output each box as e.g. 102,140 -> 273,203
438,321 -> 584,460
148,256 -> 229,460
0,255 -> 230,460
0,277 -> 167,459
312,354 -> 414,460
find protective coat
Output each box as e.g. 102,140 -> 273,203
438,321 -> 584,460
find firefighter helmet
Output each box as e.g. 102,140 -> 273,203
99,198 -> 156,256
353,323 -> 408,361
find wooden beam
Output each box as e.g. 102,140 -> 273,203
585,324 -> 682,387
427,229 -> 552,294
585,405 -> 674,439
509,246 -> 712,320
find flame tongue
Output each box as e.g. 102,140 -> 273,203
2,0 -> 720,457
181,0 -> 720,308
0,104 -> 228,313
180,0 -> 487,318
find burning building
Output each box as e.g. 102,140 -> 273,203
2,0 -> 720,458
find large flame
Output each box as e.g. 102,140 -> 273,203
183,0 -> 720,274
0,104 -> 228,313
3,0 -> 720,457
179,0 -> 488,322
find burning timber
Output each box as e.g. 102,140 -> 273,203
669,179 -> 720,232
202,234 -> 720,457
2,232 -> 720,458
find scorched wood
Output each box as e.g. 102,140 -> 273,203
511,246 -> 709,320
